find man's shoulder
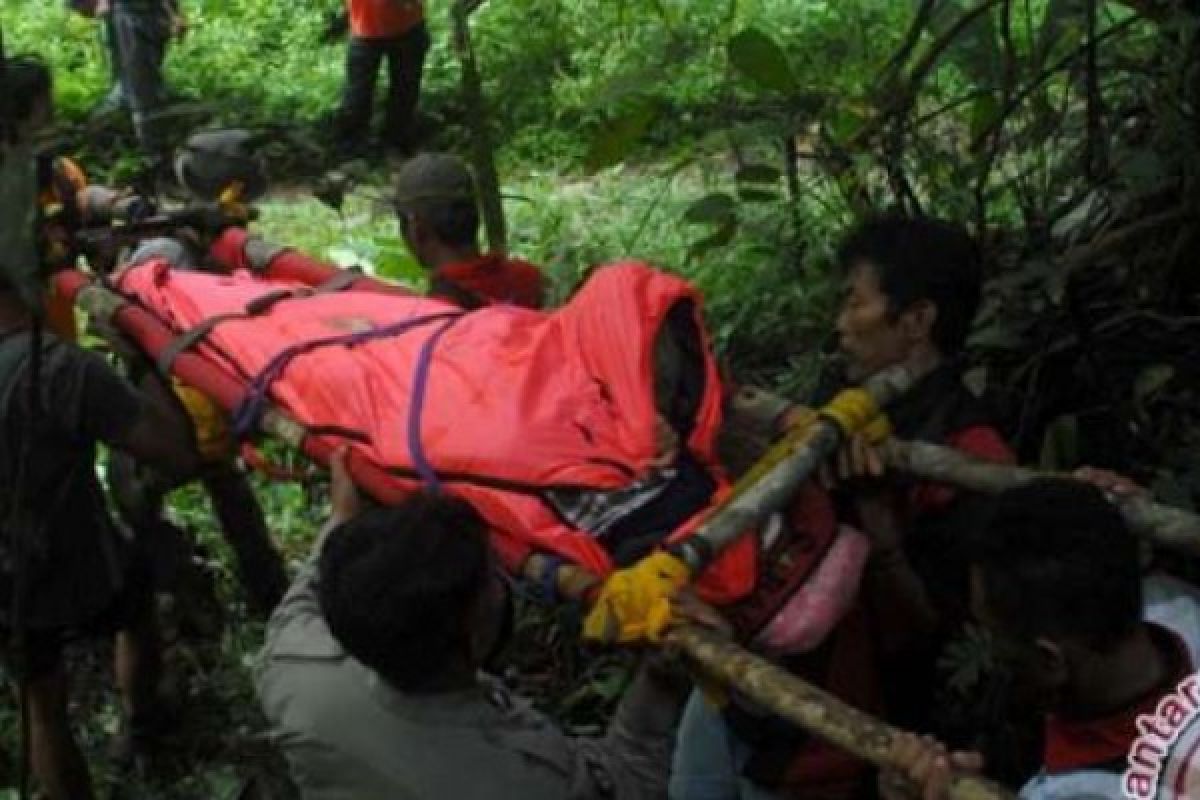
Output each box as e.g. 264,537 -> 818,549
0,331 -> 95,383
1019,767 -> 1124,800
257,578 -> 350,704
503,256 -> 545,278
1145,573 -> 1200,662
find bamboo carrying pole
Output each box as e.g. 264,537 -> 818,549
882,438 -> 1200,555
669,364 -> 917,571
668,626 -> 1015,800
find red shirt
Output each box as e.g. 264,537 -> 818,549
430,254 -> 546,311
347,0 -> 423,38
1044,623 -> 1194,774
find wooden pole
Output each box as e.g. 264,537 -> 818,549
670,364 -> 917,571
882,438 -> 1200,556
668,626 -> 1016,800
451,0 -> 507,253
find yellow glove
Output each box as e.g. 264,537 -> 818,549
820,387 -> 892,444
583,551 -> 692,644
173,382 -> 235,463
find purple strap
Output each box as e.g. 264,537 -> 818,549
232,311 -> 461,441
406,315 -> 462,492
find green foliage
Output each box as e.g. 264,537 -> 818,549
728,28 -> 796,93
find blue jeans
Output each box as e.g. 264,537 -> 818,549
669,690 -> 783,800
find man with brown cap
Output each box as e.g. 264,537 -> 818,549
393,152 -> 545,310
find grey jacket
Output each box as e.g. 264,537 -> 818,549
256,538 -> 685,800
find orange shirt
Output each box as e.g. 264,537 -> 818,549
348,0 -> 424,38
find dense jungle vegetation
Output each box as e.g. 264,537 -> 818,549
1,0 -> 1198,796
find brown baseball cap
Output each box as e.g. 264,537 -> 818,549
392,152 -> 477,214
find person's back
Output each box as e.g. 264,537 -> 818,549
0,330 -> 134,628
258,453 -> 696,799
0,314 -> 197,797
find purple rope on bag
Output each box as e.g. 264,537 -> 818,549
406,315 -> 463,492
231,311 -> 461,438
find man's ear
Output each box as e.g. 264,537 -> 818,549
399,212 -> 428,247
1034,637 -> 1070,689
900,299 -> 938,344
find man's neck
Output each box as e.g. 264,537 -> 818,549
903,346 -> 943,382
1066,624 -> 1170,717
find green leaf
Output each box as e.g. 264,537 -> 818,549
936,1 -> 1001,85
683,192 -> 736,225
728,29 -> 796,93
1034,0 -> 1082,67
736,164 -> 782,185
968,93 -> 1000,143
584,102 -> 659,173
829,105 -> 867,146
688,220 -> 739,261
736,187 -> 778,204
1039,414 -> 1079,471
1134,364 -> 1175,405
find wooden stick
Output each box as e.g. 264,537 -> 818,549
670,364 -> 917,571
451,0 -> 507,253
882,438 -> 1200,556
668,626 -> 1016,800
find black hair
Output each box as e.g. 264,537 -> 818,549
969,480 -> 1143,653
317,494 -> 491,692
416,198 -> 479,248
837,215 -> 982,355
4,55 -> 52,125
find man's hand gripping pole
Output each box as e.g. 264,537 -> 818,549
581,364 -> 913,644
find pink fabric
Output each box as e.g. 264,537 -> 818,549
753,524 -> 871,655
